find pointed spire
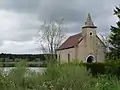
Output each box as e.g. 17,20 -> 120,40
82,13 -> 97,28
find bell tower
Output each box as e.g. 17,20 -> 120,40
82,13 -> 97,58
82,13 -> 97,35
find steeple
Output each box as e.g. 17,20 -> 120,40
82,13 -> 97,28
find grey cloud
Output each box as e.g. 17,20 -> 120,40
0,0 -> 119,53
0,0 -> 41,13
38,0 -> 119,34
0,40 -> 40,54
0,11 -> 41,42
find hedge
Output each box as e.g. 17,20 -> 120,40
81,62 -> 120,77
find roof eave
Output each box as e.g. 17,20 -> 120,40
56,46 -> 74,51
82,25 -> 97,29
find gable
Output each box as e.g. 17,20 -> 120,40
96,35 -> 106,48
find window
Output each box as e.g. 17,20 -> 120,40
90,32 -> 93,36
59,55 -> 60,60
58,55 -> 60,63
68,54 -> 70,63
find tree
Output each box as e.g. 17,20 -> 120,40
108,6 -> 120,60
38,19 -> 66,55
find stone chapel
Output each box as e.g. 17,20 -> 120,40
56,13 -> 106,63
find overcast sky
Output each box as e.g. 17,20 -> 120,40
0,0 -> 119,54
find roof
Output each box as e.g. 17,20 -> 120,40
57,33 -> 83,50
82,13 -> 97,28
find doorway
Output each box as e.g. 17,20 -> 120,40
86,56 -> 94,63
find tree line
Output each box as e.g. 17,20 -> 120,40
0,53 -> 57,62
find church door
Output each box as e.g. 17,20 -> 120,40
86,56 -> 94,63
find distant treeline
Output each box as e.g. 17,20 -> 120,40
0,53 -> 57,62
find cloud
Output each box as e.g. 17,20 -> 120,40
0,10 -> 42,41
0,0 -> 119,53
0,0 -> 41,13
0,40 -> 40,54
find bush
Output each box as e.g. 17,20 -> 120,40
81,62 -> 120,77
41,63 -> 96,90
82,63 -> 106,76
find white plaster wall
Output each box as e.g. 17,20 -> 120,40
57,47 -> 75,63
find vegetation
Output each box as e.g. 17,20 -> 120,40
38,19 -> 66,54
0,53 -> 56,62
0,61 -> 120,90
108,6 -> 120,60
0,53 -> 57,67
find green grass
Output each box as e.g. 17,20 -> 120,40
0,61 -> 120,90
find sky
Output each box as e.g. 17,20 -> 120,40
0,0 -> 119,54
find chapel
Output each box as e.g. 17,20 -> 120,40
56,13 -> 106,63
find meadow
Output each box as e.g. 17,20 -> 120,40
0,61 -> 120,90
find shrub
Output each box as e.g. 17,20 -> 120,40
81,62 -> 120,77
82,63 -> 106,76
42,63 -> 96,90
91,75 -> 120,90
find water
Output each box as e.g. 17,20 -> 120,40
2,67 -> 46,74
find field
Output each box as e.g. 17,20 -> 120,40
0,61 -> 120,90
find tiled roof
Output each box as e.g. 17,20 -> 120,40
57,33 -> 83,50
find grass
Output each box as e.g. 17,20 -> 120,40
0,61 -> 120,90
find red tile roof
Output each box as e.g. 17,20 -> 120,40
57,33 -> 83,50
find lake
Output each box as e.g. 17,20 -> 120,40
2,67 -> 46,74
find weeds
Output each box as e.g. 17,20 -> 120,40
0,61 -> 120,90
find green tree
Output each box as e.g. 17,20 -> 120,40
109,6 -> 120,60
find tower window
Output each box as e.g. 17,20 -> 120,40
90,32 -> 93,35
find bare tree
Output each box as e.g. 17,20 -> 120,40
38,19 -> 66,54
